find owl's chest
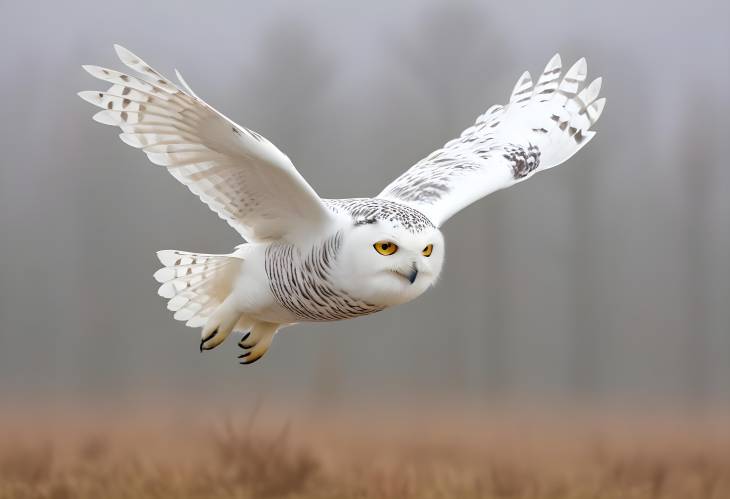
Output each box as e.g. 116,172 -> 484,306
264,240 -> 384,322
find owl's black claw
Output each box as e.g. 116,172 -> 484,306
238,332 -> 252,350
239,353 -> 263,365
200,328 -> 218,352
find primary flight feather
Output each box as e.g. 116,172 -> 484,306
79,46 -> 605,364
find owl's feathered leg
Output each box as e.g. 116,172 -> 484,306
238,321 -> 280,365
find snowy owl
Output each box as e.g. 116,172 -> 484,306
79,46 -> 604,364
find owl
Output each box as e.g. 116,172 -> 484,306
79,46 -> 604,364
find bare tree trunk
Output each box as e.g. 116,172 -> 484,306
678,94 -> 717,409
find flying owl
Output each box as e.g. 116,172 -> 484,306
79,46 -> 605,364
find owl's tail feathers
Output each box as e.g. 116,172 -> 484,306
154,250 -> 244,350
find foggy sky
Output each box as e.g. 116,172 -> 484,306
1,0 -> 728,411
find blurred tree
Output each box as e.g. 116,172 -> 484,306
563,48 -> 654,402
677,91 -> 719,407
232,20 -> 339,196
393,2 -> 508,134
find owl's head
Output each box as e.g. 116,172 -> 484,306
333,214 -> 445,307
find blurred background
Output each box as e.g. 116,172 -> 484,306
2,2 -> 729,496
1,0 -> 729,421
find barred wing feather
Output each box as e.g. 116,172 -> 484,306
79,45 -> 334,242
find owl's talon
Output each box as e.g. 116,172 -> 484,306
237,332 -> 252,349
240,354 -> 263,365
239,330 -> 261,350
239,351 -> 265,365
239,351 -> 263,365
200,328 -> 219,352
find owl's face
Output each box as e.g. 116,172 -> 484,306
334,220 -> 445,307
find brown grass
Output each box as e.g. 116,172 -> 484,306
0,405 -> 728,499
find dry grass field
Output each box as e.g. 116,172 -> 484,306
1,404 -> 728,499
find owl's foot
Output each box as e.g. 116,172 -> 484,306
237,321 -> 279,365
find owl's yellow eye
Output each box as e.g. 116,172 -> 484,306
422,244 -> 433,257
373,241 -> 398,256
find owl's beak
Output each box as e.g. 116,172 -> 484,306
394,263 -> 418,284
406,264 -> 419,284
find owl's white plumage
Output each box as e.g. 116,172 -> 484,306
80,46 -> 604,364
378,54 -> 605,226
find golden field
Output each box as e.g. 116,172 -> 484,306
1,403 -> 728,499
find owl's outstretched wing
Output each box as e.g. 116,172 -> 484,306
378,54 -> 605,227
79,45 -> 335,242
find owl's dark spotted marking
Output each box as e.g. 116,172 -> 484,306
326,198 -> 434,233
503,144 -> 540,179
377,148 -> 488,206
354,217 -> 377,226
